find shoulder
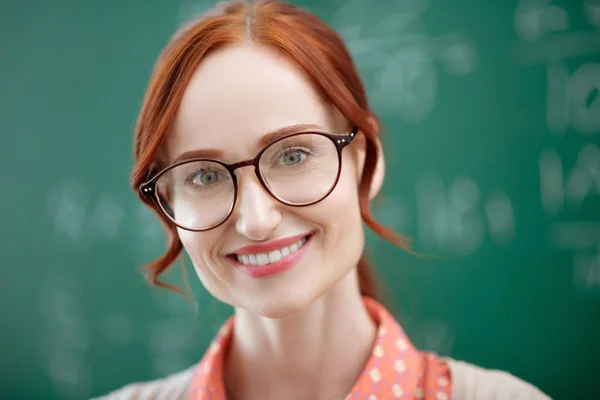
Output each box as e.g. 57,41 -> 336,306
90,363 -> 198,400
443,358 -> 552,400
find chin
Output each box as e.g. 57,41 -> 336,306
245,284 -> 324,320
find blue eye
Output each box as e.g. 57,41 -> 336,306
191,170 -> 221,186
276,147 -> 312,167
280,150 -> 307,166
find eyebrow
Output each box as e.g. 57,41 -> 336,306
172,123 -> 325,164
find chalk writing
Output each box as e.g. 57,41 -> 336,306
38,275 -> 91,399
331,0 -> 478,122
540,143 -> 600,214
514,0 -> 570,42
547,62 -> 600,135
515,0 -> 600,294
584,0 -> 600,29
46,179 -> 125,248
485,191 -> 516,247
46,179 -> 89,241
86,194 -> 125,240
513,0 -> 600,64
573,246 -> 600,291
416,174 -> 515,256
147,318 -> 196,377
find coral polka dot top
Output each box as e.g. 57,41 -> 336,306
188,297 -> 452,400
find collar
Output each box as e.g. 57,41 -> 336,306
188,297 -> 451,399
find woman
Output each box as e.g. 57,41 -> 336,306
97,1 -> 550,399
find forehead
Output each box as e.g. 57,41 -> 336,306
167,42 -> 341,162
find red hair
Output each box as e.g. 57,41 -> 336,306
130,0 -> 410,301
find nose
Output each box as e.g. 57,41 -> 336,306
233,169 -> 282,241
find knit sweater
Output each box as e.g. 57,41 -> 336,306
93,298 -> 551,400
92,359 -> 551,400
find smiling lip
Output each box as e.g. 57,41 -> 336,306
230,233 -> 310,255
228,233 -> 313,279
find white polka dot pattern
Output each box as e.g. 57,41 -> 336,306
189,297 -> 452,400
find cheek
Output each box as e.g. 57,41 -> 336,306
329,151 -> 363,224
313,178 -> 361,224
178,229 -> 209,259
177,230 -> 225,284
304,157 -> 365,259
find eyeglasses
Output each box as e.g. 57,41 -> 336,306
139,127 -> 358,232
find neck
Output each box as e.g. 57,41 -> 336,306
224,269 -> 377,400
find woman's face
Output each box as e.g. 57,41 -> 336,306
166,42 -> 367,318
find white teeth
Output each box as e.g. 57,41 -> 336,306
268,250 -> 282,263
235,236 -> 308,266
256,253 -> 269,265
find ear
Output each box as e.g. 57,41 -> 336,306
354,116 -> 386,201
369,135 -> 385,200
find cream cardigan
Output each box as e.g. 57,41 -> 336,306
92,358 -> 552,399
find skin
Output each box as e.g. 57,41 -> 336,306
166,41 -> 385,400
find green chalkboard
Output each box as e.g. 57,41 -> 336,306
1,0 -> 599,399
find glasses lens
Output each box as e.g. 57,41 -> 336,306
259,133 -> 340,205
155,160 -> 234,230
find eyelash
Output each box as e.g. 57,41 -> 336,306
184,168 -> 225,185
273,146 -> 314,161
181,145 -> 316,185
